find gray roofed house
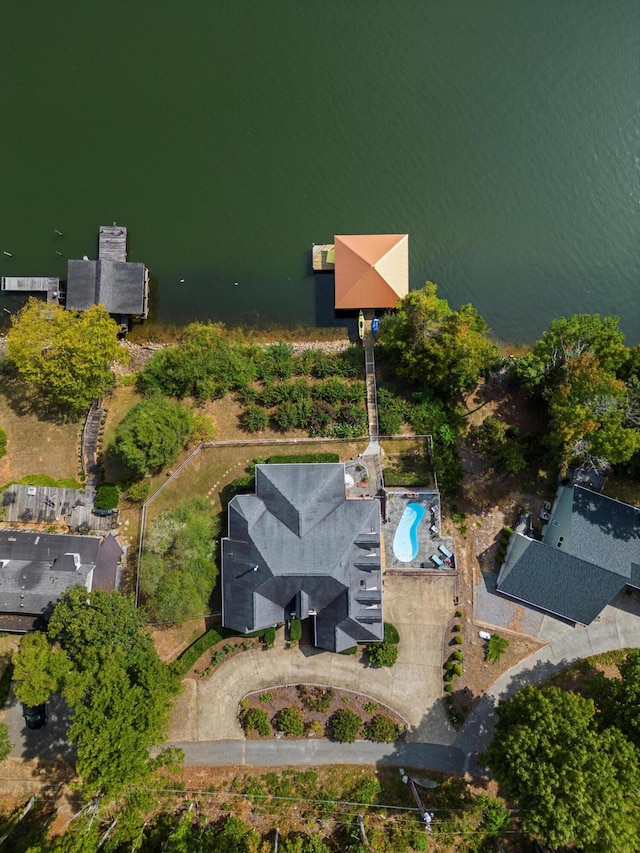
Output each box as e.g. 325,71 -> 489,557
65,226 -> 149,320
221,464 -> 383,653
497,484 -> 640,624
0,530 -> 122,632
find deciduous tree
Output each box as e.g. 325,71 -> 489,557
6,298 -> 125,417
485,685 -> 640,851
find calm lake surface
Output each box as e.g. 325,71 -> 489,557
1,1 -> 638,344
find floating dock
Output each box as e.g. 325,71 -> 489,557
312,243 -> 335,272
1,277 -> 60,304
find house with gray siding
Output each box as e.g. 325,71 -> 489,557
497,484 -> 640,623
221,463 -> 383,652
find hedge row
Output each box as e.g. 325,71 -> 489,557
170,629 -> 226,677
268,453 -> 340,464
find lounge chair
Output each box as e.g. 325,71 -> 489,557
438,544 -> 453,559
431,553 -> 445,568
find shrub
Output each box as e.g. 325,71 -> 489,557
241,404 -> 269,433
212,650 -> 227,665
486,633 -> 510,663
452,624 -> 462,633
0,426 -> 6,459
443,671 -> 454,682
127,480 -> 150,503
363,701 -> 379,714
300,686 -> 334,713
444,682 -> 454,693
451,650 -> 463,662
262,626 -> 276,647
452,663 -> 462,677
350,776 -> 381,805
455,609 -> 463,618
242,708 -> 271,737
95,483 -> 120,510
268,452 -> 340,464
365,714 -> 403,743
367,642 -> 398,668
306,720 -> 324,738
260,692 -> 273,703
329,709 -> 362,743
452,635 -> 463,645
383,622 -> 400,644
275,706 -> 305,736
170,629 -> 225,677
290,619 -> 302,642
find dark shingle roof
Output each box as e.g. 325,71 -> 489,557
66,259 -> 145,314
222,464 -> 383,652
0,530 -> 120,622
498,485 -> 640,624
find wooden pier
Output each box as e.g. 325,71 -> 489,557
312,243 -> 335,272
98,225 -> 127,262
1,277 -> 60,304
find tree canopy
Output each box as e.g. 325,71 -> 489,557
12,588 -> 182,802
109,396 -> 194,479
5,299 -> 125,418
379,283 -> 500,397
485,685 -> 640,851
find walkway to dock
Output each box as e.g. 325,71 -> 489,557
1,277 -> 60,304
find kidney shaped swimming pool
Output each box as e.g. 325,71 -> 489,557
392,502 -> 425,562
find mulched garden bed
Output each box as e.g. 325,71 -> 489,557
239,683 -> 408,741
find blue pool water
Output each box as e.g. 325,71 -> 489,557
393,503 -> 425,562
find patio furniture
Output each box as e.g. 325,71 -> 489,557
431,553 -> 445,568
438,544 -> 453,560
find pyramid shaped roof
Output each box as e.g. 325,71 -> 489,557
334,234 -> 409,310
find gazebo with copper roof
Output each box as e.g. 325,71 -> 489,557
313,234 -> 409,311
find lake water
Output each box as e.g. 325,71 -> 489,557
1,1 -> 638,344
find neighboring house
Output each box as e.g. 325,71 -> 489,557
66,225 -> 149,327
0,530 -> 123,632
221,463 -> 383,652
497,484 -> 640,624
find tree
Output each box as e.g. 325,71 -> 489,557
485,686 -> 640,850
12,631 -> 69,706
15,588 -> 182,802
367,641 -> 398,667
109,396 -> 194,478
5,298 -> 125,417
379,283 -> 500,397
587,650 -> 640,749
329,709 -> 362,743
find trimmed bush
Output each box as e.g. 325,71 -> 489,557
170,629 -> 225,677
365,714 -> 403,743
299,686 -> 334,713
444,682 -> 454,693
455,610 -> 463,618
290,619 -> 302,642
262,626 -> 276,647
329,709 -> 362,743
452,663 -> 462,677
275,706 -> 305,737
242,708 -> 271,737
95,483 -> 120,510
259,692 -> 273,703
268,452 -> 340,464
367,642 -> 398,668
452,635 -> 463,645
383,622 -> 400,644
452,623 -> 462,633
451,650 -> 463,662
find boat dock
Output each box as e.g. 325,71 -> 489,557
98,225 -> 127,262
312,243 -> 335,272
1,276 -> 60,304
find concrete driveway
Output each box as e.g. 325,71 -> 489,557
3,685 -> 74,761
169,574 -> 458,745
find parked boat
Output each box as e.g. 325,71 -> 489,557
358,309 -> 365,340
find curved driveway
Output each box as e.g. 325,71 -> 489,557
169,575 -> 457,745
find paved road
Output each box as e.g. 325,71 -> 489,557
175,738 -> 465,774
455,592 -> 640,775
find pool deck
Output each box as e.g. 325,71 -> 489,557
383,490 -> 456,573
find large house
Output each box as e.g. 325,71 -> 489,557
497,484 -> 640,624
221,463 -> 383,652
0,530 -> 122,632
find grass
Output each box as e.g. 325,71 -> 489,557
0,390 -> 82,487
